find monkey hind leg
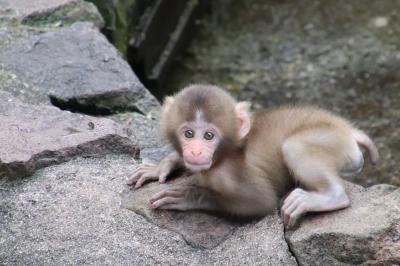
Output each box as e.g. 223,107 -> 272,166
341,148 -> 364,177
281,128 -> 352,227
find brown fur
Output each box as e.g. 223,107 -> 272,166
129,85 -> 378,225
163,85 -> 241,161
194,105 -> 359,216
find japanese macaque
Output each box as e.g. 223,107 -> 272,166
127,85 -> 379,228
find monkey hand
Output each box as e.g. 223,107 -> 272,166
126,163 -> 173,188
149,178 -> 214,212
127,153 -> 182,188
126,164 -> 161,188
149,185 -> 191,210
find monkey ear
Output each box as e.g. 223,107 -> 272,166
235,101 -> 251,139
161,96 -> 175,131
162,96 -> 175,117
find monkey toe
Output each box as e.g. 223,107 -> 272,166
282,188 -> 307,212
282,196 -> 309,229
283,199 -> 302,217
283,212 -> 299,229
287,204 -> 307,228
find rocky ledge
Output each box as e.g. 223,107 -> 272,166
0,1 -> 398,265
0,92 -> 138,179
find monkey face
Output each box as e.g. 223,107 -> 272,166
162,85 -> 252,172
177,111 -> 221,172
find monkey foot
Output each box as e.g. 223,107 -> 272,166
281,187 -> 350,229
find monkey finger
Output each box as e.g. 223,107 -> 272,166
150,196 -> 182,209
150,189 -> 183,202
126,174 -> 142,185
126,172 -> 146,185
130,165 -> 155,176
131,168 -> 157,181
141,163 -> 156,167
158,163 -> 175,183
158,172 -> 169,184
127,169 -> 151,182
134,174 -> 158,188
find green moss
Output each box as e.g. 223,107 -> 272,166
21,1 -> 104,28
87,0 -> 138,57
0,69 -> 15,87
93,98 -> 116,110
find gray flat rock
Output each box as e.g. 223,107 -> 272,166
0,22 -> 160,114
286,182 -> 400,265
0,0 -> 103,27
0,92 -> 138,179
0,155 -> 297,265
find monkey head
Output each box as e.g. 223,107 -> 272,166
161,85 -> 251,172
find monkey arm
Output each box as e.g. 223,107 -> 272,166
127,151 -> 184,188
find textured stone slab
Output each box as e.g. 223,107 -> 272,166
0,0 -> 103,27
0,155 -> 297,265
0,22 -> 160,114
121,174 -> 296,264
0,92 -> 138,178
287,182 -> 400,265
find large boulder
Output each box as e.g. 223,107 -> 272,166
0,22 -> 160,115
0,0 -> 103,27
0,92 -> 138,179
286,183 -> 400,265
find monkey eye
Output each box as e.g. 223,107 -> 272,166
184,130 -> 194,138
204,132 -> 214,140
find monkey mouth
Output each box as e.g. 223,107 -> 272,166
184,161 -> 212,171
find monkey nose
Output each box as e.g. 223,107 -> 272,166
191,150 -> 202,157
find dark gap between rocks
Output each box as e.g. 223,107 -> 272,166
49,95 -> 143,116
284,228 -> 300,266
88,0 -> 210,101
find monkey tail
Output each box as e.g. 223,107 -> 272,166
352,129 -> 379,165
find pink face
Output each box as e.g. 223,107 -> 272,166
178,111 -> 221,172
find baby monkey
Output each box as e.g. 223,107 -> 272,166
127,85 -> 379,228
